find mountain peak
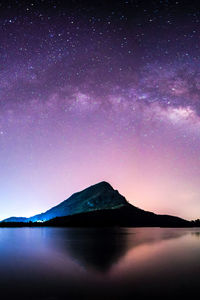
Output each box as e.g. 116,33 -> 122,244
94,181 -> 113,188
84,181 -> 114,192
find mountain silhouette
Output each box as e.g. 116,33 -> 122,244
2,182 -> 127,223
1,181 -> 192,227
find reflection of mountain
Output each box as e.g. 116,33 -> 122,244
52,228 -> 188,272
60,228 -> 128,272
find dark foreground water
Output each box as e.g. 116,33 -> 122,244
0,227 -> 200,300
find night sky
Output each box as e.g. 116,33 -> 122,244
1,0 -> 200,220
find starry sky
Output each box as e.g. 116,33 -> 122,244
1,0 -> 200,221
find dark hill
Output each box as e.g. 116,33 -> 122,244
45,203 -> 190,227
1,181 -> 192,227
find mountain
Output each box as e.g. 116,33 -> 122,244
3,181 -> 127,223
2,217 -> 28,223
2,181 -> 191,227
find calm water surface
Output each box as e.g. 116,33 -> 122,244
0,227 -> 200,299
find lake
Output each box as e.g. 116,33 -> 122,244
0,227 -> 200,299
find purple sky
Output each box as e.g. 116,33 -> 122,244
0,0 -> 200,220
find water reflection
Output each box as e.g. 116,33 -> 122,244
56,228 -> 128,271
51,227 -> 188,272
0,227 -> 199,299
